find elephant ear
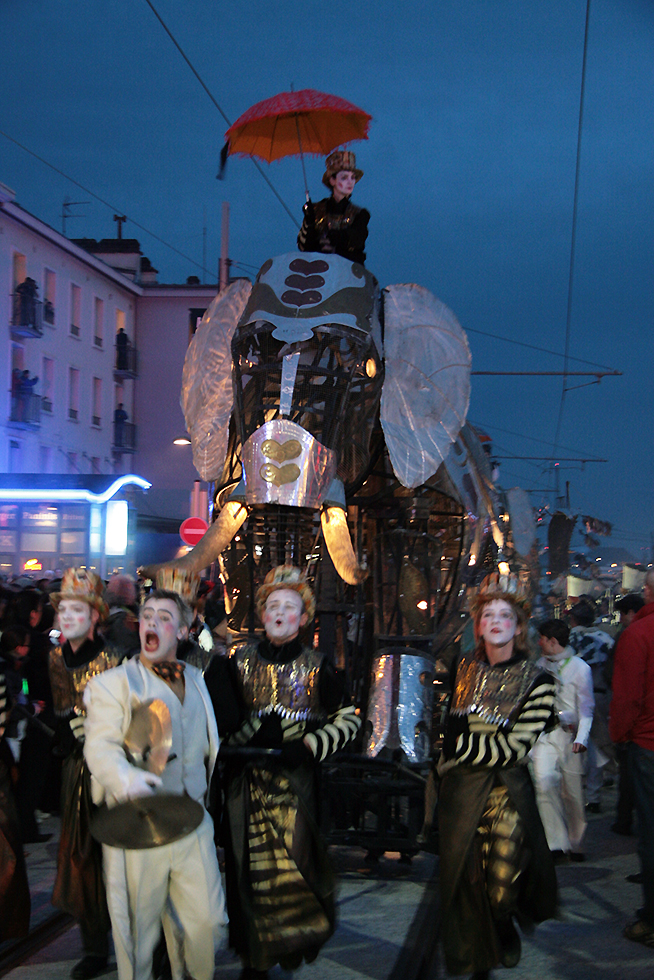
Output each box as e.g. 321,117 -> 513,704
180,278 -> 252,480
380,284 -> 471,489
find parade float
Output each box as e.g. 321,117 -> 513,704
145,90 -> 530,856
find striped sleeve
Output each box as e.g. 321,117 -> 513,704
453,677 -> 555,768
304,704 -> 361,763
0,671 -> 7,739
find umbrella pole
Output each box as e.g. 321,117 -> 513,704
294,113 -> 310,201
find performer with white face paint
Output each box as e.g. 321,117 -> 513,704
84,589 -> 227,980
437,573 -> 558,980
297,150 -> 370,265
204,565 -> 361,980
49,568 -> 119,980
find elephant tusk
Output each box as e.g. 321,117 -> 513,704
321,506 -> 368,586
139,500 -> 248,580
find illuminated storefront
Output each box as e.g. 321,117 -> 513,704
0,474 -> 150,578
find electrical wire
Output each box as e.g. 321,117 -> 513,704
553,0 -> 592,449
142,0 -> 299,228
465,324 -> 615,372
0,129 -> 208,275
468,419 -> 605,461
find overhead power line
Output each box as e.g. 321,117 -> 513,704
465,325 -> 616,372
143,0 -> 299,228
0,129 -> 208,274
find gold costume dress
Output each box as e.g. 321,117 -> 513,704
438,652 -> 558,976
49,638 -> 120,954
206,636 -> 360,973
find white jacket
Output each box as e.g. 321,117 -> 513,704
83,656 -> 219,807
536,646 -> 594,747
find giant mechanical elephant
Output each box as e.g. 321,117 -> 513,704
144,251 -> 511,763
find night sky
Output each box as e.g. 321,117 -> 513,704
2,0 -> 653,561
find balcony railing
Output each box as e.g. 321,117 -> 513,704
9,391 -> 41,428
114,343 -> 138,377
11,290 -> 43,338
113,420 -> 137,452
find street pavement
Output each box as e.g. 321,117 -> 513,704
2,783 -> 654,980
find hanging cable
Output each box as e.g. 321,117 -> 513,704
465,324 -> 614,372
553,0 -> 592,449
0,129 -> 209,274
142,0 -> 299,228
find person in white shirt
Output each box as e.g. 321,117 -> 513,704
84,589 -> 227,980
530,618 -> 594,860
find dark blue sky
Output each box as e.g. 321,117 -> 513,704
2,0 -> 653,560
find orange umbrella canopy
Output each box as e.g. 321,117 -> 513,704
225,89 -> 371,163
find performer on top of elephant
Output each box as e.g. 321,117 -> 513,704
437,572 -> 558,980
297,150 -> 370,265
204,565 -> 361,980
48,568 -> 121,980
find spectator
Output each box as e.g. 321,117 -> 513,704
115,327 -> 129,370
17,370 -> 39,422
568,598 -> 614,812
608,593 -> 645,836
531,619 -> 594,861
610,570 -> 654,948
113,403 -> 128,447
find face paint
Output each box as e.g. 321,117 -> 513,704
330,170 -> 356,202
58,599 -> 95,644
139,598 -> 183,663
263,588 -> 307,645
478,599 -> 519,652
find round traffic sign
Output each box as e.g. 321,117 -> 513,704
179,516 -> 209,546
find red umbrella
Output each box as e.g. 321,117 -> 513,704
225,89 -> 372,163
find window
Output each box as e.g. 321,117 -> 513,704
44,270 -> 56,325
42,357 -> 54,412
68,367 -> 79,420
91,456 -> 101,474
39,445 -> 52,473
67,451 -> 78,473
71,284 -> 81,337
92,377 -> 102,426
116,309 -> 125,334
94,297 -> 104,347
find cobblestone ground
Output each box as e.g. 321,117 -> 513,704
3,783 -> 654,980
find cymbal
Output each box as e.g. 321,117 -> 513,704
123,699 -> 172,776
90,794 -> 204,849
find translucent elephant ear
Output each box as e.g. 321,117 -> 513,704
380,284 -> 471,489
180,279 -> 252,480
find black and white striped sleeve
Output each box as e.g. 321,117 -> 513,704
453,676 -> 555,768
303,703 -> 361,762
0,670 -> 7,739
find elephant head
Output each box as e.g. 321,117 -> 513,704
141,252 -> 475,587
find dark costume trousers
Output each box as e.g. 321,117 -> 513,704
439,765 -> 557,976
53,748 -> 110,955
223,759 -> 334,972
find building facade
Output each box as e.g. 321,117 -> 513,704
1,181 -> 228,575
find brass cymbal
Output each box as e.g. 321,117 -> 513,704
90,794 -> 204,849
123,699 -> 172,776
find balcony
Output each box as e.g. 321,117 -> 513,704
114,343 -> 138,379
11,289 -> 43,339
8,391 -> 41,429
113,420 -> 137,453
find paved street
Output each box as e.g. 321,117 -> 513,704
2,784 -> 653,980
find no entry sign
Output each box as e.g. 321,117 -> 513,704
179,516 -> 208,546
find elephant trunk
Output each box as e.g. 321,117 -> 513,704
139,500 -> 248,580
321,506 -> 368,586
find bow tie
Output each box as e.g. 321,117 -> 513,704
151,661 -> 186,683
